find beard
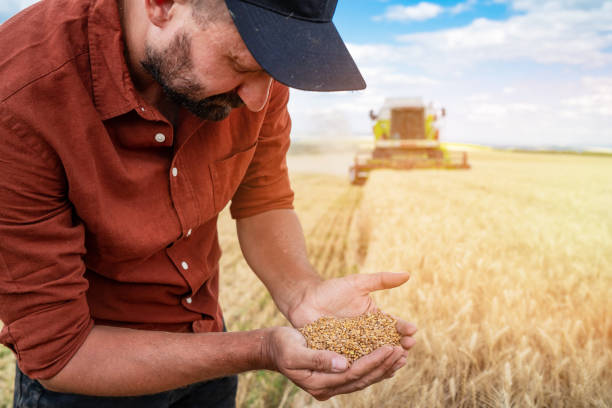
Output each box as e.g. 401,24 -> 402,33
140,31 -> 244,121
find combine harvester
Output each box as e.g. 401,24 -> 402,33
349,98 -> 470,185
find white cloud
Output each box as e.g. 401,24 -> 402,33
365,1 -> 612,71
465,102 -> 542,122
375,0 -> 479,22
467,103 -> 508,120
509,103 -> 541,113
360,65 -> 441,88
396,2 -> 612,67
509,0 -> 605,12
562,76 -> 612,116
374,2 -> 444,22
450,0 -> 478,14
466,93 -> 491,102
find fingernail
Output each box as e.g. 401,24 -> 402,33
332,357 -> 348,372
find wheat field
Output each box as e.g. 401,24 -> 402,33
220,149 -> 612,407
1,150 -> 611,407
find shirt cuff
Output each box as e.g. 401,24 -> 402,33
229,178 -> 294,219
0,296 -> 94,380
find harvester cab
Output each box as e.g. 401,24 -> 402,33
349,98 -> 470,185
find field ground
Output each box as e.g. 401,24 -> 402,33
1,149 -> 611,407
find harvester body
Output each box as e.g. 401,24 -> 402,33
350,98 -> 470,185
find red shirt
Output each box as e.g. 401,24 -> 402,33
0,0 -> 294,380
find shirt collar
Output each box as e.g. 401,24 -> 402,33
87,0 -> 142,120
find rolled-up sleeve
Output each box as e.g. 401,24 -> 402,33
0,111 -> 93,380
230,82 -> 294,219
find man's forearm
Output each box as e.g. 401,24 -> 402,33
39,325 -> 272,396
236,209 -> 323,320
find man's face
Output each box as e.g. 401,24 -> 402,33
140,7 -> 272,121
141,31 -> 244,121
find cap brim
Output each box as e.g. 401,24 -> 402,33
225,0 -> 366,92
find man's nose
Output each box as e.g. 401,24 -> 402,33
237,74 -> 273,112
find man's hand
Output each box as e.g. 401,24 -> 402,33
237,211 -> 417,394
287,272 -> 417,353
264,327 -> 406,401
288,272 -> 410,326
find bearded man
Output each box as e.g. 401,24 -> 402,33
0,0 -> 417,406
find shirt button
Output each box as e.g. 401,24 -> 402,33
181,261 -> 189,270
185,297 -> 193,304
172,167 -> 178,177
186,229 -> 192,237
155,133 -> 166,143
140,107 -> 145,112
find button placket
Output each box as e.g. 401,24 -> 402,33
168,155 -> 195,241
168,157 -> 192,241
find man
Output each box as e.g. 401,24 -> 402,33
0,0 -> 417,406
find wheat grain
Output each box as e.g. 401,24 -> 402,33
298,312 -> 401,363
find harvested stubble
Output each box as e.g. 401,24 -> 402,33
298,312 -> 401,363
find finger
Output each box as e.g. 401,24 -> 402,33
301,345 -> 395,391
400,336 -> 417,350
361,346 -> 403,384
379,346 -> 405,379
395,319 -> 417,336
392,355 -> 407,372
350,346 -> 401,385
288,347 -> 349,374
387,356 -> 407,378
353,272 -> 410,294
332,346 -> 403,395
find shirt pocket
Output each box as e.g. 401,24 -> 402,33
210,142 -> 257,213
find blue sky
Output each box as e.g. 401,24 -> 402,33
334,0 -> 515,43
2,1 -> 611,147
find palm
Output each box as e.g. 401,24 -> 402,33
289,273 -> 408,328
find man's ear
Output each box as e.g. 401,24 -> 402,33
144,0 -> 176,28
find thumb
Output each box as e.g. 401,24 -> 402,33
291,347 -> 349,373
353,272 -> 410,294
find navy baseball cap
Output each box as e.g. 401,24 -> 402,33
224,0 -> 366,92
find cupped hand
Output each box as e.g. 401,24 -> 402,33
265,326 -> 406,401
288,272 -> 418,356
288,272 -> 410,326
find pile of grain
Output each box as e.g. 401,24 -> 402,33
298,312 -> 401,363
